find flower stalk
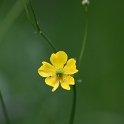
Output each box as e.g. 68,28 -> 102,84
0,90 -> 11,124
69,3 -> 89,124
69,85 -> 77,124
23,0 -> 57,52
78,5 -> 89,70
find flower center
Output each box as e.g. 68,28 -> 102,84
56,68 -> 64,77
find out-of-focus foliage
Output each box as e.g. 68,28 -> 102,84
0,0 -> 124,124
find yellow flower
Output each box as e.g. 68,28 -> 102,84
38,51 -> 78,92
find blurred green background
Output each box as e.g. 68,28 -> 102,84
0,0 -> 124,124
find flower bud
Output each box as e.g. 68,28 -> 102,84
82,0 -> 90,6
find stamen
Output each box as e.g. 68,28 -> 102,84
56,68 -> 64,77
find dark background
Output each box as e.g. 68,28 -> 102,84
0,0 -> 124,124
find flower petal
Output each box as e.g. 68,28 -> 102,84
60,75 -> 75,90
50,51 -> 68,68
45,76 -> 55,86
61,83 -> 70,90
66,75 -> 75,85
38,61 -> 56,77
52,82 -> 59,92
45,76 -> 59,92
63,59 -> 78,74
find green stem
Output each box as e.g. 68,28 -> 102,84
23,0 -> 57,52
69,5 -> 89,124
78,6 -> 88,69
39,31 -> 57,52
69,85 -> 76,124
0,90 -> 11,124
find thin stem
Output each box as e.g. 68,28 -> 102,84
23,0 -> 38,31
29,0 -> 41,32
0,90 -> 11,124
69,85 -> 76,124
39,31 -> 57,52
78,6 -> 88,69
69,5 -> 89,124
23,0 -> 57,52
